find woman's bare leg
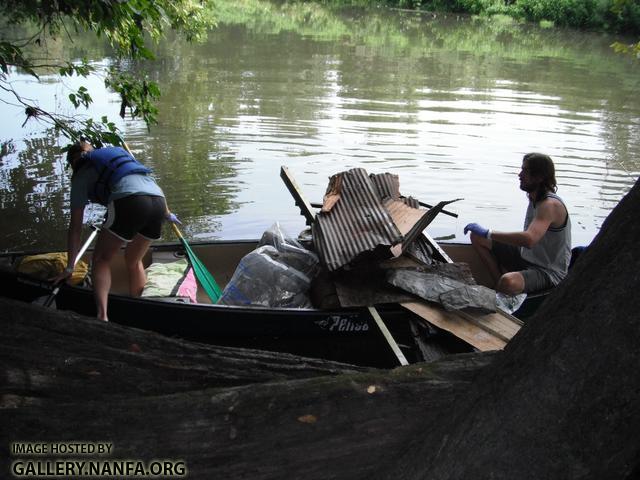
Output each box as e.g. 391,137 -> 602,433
92,230 -> 125,321
124,234 -> 152,297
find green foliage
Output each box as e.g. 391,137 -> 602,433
360,0 -> 638,62
511,0 -> 605,30
0,0 -> 215,147
105,71 -> 161,127
610,0 -> 640,33
59,60 -> 95,78
369,0 -> 639,34
58,117 -> 123,150
0,41 -> 38,77
611,39 -> 640,59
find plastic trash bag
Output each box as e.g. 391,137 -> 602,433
218,222 -> 320,308
496,292 -> 527,314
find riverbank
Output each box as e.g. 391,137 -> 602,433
323,0 -> 640,35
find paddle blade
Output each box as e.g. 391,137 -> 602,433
181,239 -> 222,303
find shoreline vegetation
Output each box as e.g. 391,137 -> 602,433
315,0 -> 640,35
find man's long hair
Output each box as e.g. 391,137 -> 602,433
524,152 -> 557,201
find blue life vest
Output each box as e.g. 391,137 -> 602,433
83,147 -> 152,205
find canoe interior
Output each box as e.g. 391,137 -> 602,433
104,240 -> 498,299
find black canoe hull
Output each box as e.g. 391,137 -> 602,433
3,268 -> 466,367
0,239 -> 543,367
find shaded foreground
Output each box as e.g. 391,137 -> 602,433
1,177 -> 639,479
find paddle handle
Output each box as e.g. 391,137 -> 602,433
43,226 -> 99,308
170,222 -> 184,240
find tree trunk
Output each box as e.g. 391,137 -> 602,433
0,296 -> 493,479
387,177 -> 640,480
2,178 -> 639,480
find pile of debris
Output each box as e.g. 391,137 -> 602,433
304,167 -> 501,313
220,166 -> 523,361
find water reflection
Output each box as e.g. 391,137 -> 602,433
0,1 -> 638,251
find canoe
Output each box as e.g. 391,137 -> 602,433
0,239 -> 539,368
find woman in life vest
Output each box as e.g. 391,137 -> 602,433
54,141 -> 176,321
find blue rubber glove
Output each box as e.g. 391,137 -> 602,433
166,212 -> 182,225
464,222 -> 490,238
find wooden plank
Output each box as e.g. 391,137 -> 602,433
383,248 -> 522,348
280,166 -> 316,225
368,306 -> 409,366
384,199 -> 427,236
423,231 -> 453,263
456,309 -> 523,342
401,301 -> 507,352
416,230 -> 523,346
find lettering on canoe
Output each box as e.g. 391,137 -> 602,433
316,315 -> 370,332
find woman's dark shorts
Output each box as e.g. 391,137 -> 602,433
103,195 -> 166,242
491,241 -> 554,293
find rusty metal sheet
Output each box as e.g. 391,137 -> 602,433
312,168 -> 402,271
370,173 -> 420,208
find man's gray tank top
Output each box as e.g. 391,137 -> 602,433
520,193 -> 571,286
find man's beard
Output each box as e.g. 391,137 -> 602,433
519,181 -> 532,192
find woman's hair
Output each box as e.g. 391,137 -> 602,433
66,141 -> 93,173
523,152 -> 557,198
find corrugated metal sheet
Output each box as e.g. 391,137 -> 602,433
312,168 -> 402,271
370,173 -> 419,208
370,172 -> 400,200
310,168 -> 460,272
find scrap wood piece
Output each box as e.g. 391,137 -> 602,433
281,166 -> 316,225
312,168 -> 402,272
321,173 -> 342,213
367,306 -> 409,366
385,198 -> 463,257
385,198 -> 428,237
401,301 -> 509,352
401,235 -> 438,266
423,231 -> 453,263
456,310 -> 522,343
379,258 -> 477,284
333,265 -> 417,308
409,319 -> 449,362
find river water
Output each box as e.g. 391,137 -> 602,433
1,1 -> 638,252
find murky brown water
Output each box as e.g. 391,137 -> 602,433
1,2 -> 638,251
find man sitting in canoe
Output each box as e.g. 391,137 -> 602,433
464,152 -> 571,295
53,141 -> 178,321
